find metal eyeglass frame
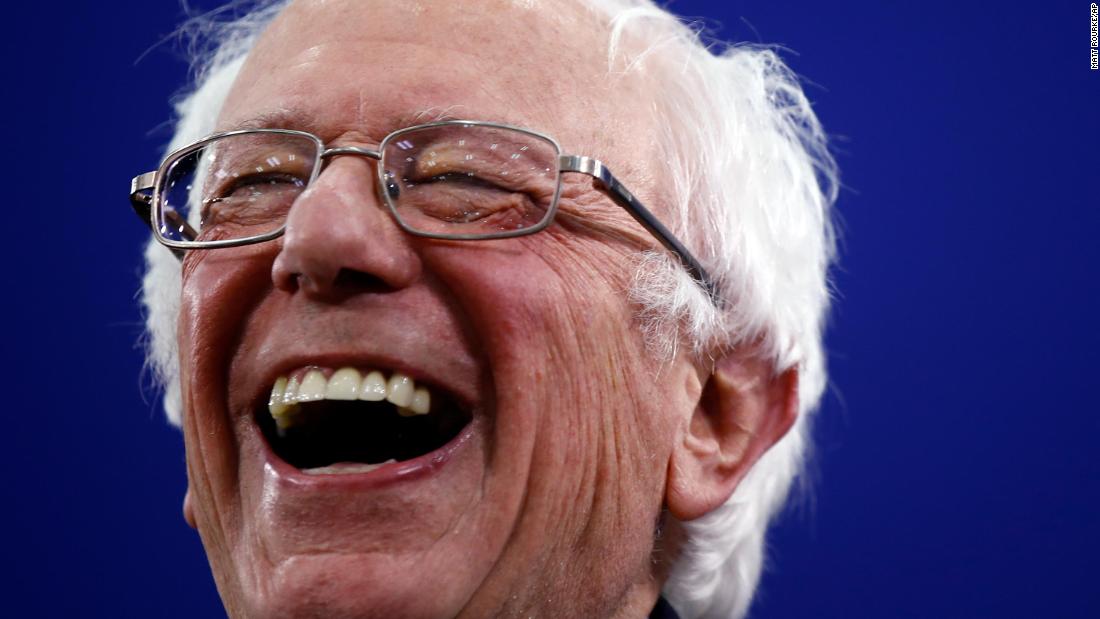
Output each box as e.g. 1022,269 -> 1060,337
129,119 -> 718,301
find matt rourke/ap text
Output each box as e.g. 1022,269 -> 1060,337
1091,3 -> 1098,69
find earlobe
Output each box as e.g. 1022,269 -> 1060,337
666,352 -> 799,521
183,488 -> 196,530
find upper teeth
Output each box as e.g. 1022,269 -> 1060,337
268,367 -> 432,429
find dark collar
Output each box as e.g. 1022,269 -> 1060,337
649,597 -> 681,619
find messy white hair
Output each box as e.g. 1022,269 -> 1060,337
141,1 -> 838,617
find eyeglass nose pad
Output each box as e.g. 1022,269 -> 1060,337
383,169 -> 401,200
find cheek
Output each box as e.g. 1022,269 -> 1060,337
178,247 -> 276,376
423,234 -> 642,409
423,232 -> 664,438
176,250 -> 276,547
422,236 -> 669,540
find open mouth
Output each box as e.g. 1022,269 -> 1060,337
256,366 -> 472,474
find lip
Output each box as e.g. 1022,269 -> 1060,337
249,409 -> 479,491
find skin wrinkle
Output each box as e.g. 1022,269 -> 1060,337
357,87 -> 366,135
181,308 -> 240,610
529,183 -> 655,293
508,145 -> 665,616
551,281 -> 659,618
491,268 -> 625,615
555,190 -> 658,255
433,226 -> 624,615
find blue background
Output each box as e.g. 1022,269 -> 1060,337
5,0 -> 1097,616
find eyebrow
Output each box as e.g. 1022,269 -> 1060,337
222,109 -> 322,134
221,107 -> 535,141
223,108 -> 465,137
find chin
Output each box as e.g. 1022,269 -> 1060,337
235,552 -> 467,619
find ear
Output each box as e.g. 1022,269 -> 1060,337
183,488 -> 197,529
666,351 -> 799,521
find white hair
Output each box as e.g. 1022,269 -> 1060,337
141,2 -> 838,617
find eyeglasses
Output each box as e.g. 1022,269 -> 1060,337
129,120 -> 717,299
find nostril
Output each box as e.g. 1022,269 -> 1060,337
332,268 -> 396,294
278,268 -> 394,302
271,252 -> 302,293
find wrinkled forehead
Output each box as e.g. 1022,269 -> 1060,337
219,0 -> 652,157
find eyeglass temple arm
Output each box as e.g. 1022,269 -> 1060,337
559,155 -> 720,303
130,171 -> 187,260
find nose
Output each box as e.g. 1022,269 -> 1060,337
271,156 -> 421,300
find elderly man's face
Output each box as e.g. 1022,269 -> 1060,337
177,1 -> 714,617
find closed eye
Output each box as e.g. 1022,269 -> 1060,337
200,173 -> 308,227
213,172 -> 307,199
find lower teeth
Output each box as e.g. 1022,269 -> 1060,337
301,459 -> 397,476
